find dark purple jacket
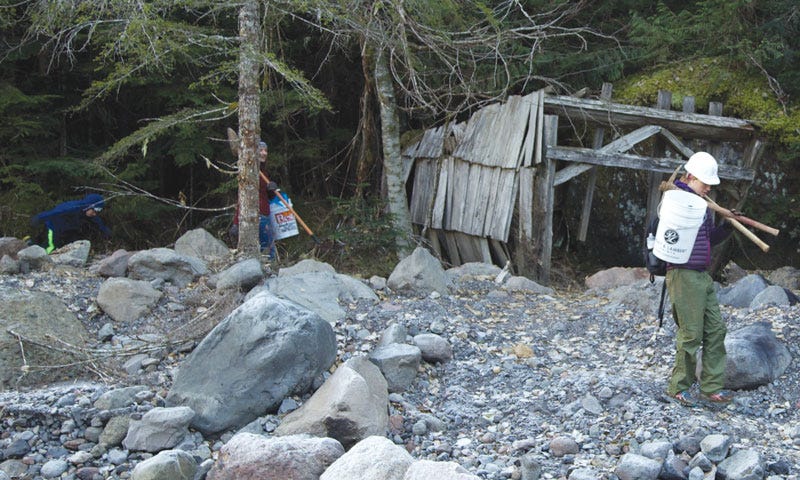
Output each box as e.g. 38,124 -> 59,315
667,181 -> 732,272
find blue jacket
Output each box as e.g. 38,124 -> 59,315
32,194 -> 111,238
667,181 -> 731,272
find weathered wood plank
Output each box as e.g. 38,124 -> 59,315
475,167 -> 500,235
454,232 -> 492,264
449,159 -> 471,231
543,95 -> 754,141
464,163 -> 489,235
518,167 -> 535,239
534,90 -> 544,165
553,124 -> 696,186
426,229 -> 442,260
431,157 -> 450,229
553,163 -> 594,186
520,92 -> 538,167
443,157 -> 457,229
489,239 -> 509,269
547,147 -> 755,181
409,159 -> 437,226
403,125 -> 445,158
452,94 -> 534,168
442,231 -> 462,266
742,138 -> 766,169
495,170 -> 519,240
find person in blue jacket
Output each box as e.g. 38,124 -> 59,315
31,193 -> 111,253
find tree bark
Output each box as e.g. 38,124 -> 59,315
236,0 -> 262,256
355,43 -> 380,199
374,50 -> 412,257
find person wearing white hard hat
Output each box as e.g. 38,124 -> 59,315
665,152 -> 738,407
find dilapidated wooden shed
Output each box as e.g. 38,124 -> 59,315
403,84 -> 764,284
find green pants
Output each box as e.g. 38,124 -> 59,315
666,269 -> 727,396
46,228 -> 56,254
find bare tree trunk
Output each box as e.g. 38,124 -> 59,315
373,50 -> 412,257
236,0 -> 262,256
355,43 -> 380,199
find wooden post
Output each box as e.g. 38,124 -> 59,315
645,90 -> 672,231
514,167 -> 536,275
708,102 -> 725,163
578,82 -> 613,241
531,115 -> 558,284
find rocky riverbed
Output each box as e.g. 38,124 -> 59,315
1,258 -> 799,480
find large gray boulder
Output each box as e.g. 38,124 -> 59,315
130,450 -> 197,480
584,267 -> 649,290
166,291 -> 336,435
615,453 -> 661,480
404,460 -> 481,480
278,258 -> 336,276
319,436 -> 413,480
207,433 -> 343,480
276,356 -> 389,449
211,258 -> 264,292
174,228 -> 230,263
91,249 -> 132,278
368,343 -> 422,392
501,275 -> 555,295
750,285 -> 792,308
717,450 -> 764,480
444,262 -> 502,285
50,240 -> 91,267
0,237 -> 26,259
127,248 -> 207,287
17,244 -> 50,271
0,255 -> 19,274
96,277 -> 163,323
262,270 -> 378,323
717,274 -> 769,308
768,266 -> 800,291
719,322 -> 792,390
122,406 -> 195,452
387,247 -> 449,295
0,288 -> 91,389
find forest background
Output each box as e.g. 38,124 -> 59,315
1,0 -> 798,284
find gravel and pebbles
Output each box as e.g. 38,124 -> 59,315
1,263 -> 799,479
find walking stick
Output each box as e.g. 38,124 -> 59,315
226,128 -> 322,244
260,171 -> 321,244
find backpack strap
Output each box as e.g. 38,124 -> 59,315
657,280 -> 668,328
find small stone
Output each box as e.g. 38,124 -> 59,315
550,436 -> 580,457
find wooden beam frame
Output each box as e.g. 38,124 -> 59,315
544,95 -> 755,141
549,147 -> 754,182
552,124 -> 700,186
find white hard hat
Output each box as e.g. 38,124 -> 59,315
685,152 -> 720,185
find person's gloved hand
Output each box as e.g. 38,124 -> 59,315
730,208 -> 744,217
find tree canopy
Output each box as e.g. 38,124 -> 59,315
1,0 -> 797,270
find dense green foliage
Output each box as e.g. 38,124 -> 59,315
1,0 -> 797,272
